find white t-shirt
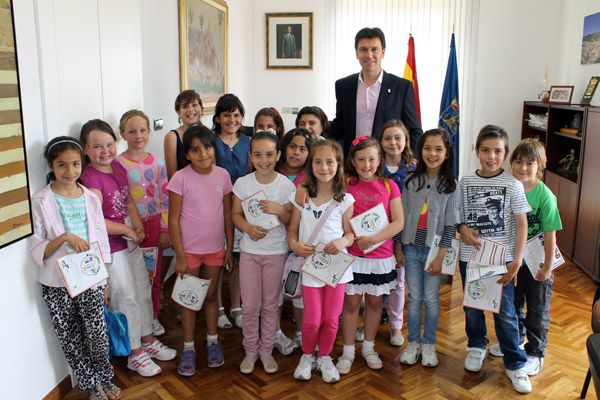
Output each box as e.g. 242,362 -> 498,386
233,172 -> 295,255
458,170 -> 531,262
290,193 -> 355,287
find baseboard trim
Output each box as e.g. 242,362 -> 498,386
43,376 -> 72,400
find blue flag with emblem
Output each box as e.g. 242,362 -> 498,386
439,33 -> 459,176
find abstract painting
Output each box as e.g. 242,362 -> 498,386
0,0 -> 33,249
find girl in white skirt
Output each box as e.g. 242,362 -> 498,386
336,136 -> 404,374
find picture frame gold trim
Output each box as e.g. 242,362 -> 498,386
179,0 -> 228,112
266,13 -> 313,70
581,76 -> 599,105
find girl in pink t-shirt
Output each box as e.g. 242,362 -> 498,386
167,125 -> 233,377
80,119 -> 176,378
117,109 -> 170,337
336,136 -> 404,375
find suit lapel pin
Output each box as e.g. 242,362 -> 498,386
387,88 -> 391,93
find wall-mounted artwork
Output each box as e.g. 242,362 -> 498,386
582,11 -> 600,65
266,13 -> 313,70
0,0 -> 33,249
179,0 -> 228,111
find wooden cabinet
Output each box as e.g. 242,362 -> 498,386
521,102 -> 599,277
573,108 -> 600,278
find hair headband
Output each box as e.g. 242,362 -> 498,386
352,136 -> 369,146
46,139 -> 82,155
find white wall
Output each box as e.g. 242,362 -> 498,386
250,0 -> 333,130
557,1 -> 600,105
466,0 -> 565,172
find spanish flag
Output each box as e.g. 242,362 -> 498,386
403,34 -> 421,124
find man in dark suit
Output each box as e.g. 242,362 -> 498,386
330,27 -> 422,156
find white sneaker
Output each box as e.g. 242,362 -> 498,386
152,319 -> 165,336
506,368 -> 532,394
335,353 -> 354,375
294,354 -> 314,380
523,355 -> 543,376
464,347 -> 487,372
127,352 -> 162,377
355,328 -> 364,342
143,339 -> 177,361
274,331 -> 298,356
421,344 -> 438,367
489,343 -> 503,357
399,342 -> 421,365
317,356 -> 340,383
489,342 -> 525,357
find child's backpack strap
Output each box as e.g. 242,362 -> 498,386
383,178 -> 391,196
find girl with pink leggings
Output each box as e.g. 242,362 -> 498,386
287,140 -> 356,383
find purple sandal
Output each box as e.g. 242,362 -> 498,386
178,350 -> 196,376
207,342 -> 224,368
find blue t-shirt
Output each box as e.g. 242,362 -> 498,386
384,159 -> 414,194
54,193 -> 88,242
214,133 -> 250,184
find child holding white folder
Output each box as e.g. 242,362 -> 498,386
396,128 -> 460,367
488,138 -> 562,377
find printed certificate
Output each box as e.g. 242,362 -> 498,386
523,233 -> 565,277
301,242 -> 354,287
466,237 -> 507,282
171,274 -> 211,311
424,235 -> 459,275
463,275 -> 503,313
241,190 -> 280,230
349,203 -> 390,254
56,242 -> 108,298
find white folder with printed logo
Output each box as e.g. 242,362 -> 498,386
56,242 -> 108,298
241,190 -> 280,230
349,203 -> 390,254
301,242 -> 354,287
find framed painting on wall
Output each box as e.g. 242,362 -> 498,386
266,13 -> 313,70
179,0 -> 228,112
0,0 -> 33,249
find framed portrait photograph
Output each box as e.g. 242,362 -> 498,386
179,0 -> 228,112
548,86 -> 574,104
266,13 -> 313,70
0,1 -> 33,249
581,76 -> 599,105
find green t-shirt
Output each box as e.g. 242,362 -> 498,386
524,181 -> 562,239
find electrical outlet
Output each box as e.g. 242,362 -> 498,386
282,107 -> 292,114
153,118 -> 164,131
292,107 -> 299,114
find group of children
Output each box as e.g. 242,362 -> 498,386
31,89 -> 561,398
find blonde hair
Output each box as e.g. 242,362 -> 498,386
510,137 -> 547,179
119,109 -> 150,135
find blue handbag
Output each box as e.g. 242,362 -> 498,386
104,306 -> 131,357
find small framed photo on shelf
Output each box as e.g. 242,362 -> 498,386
265,13 -> 313,70
548,86 -> 574,104
581,76 -> 599,105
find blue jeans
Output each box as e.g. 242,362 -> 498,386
459,261 -> 527,370
404,244 -> 442,344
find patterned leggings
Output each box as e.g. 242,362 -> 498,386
42,285 -> 114,391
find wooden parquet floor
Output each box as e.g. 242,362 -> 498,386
64,262 -> 597,399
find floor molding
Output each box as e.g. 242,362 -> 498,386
43,375 -> 71,400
